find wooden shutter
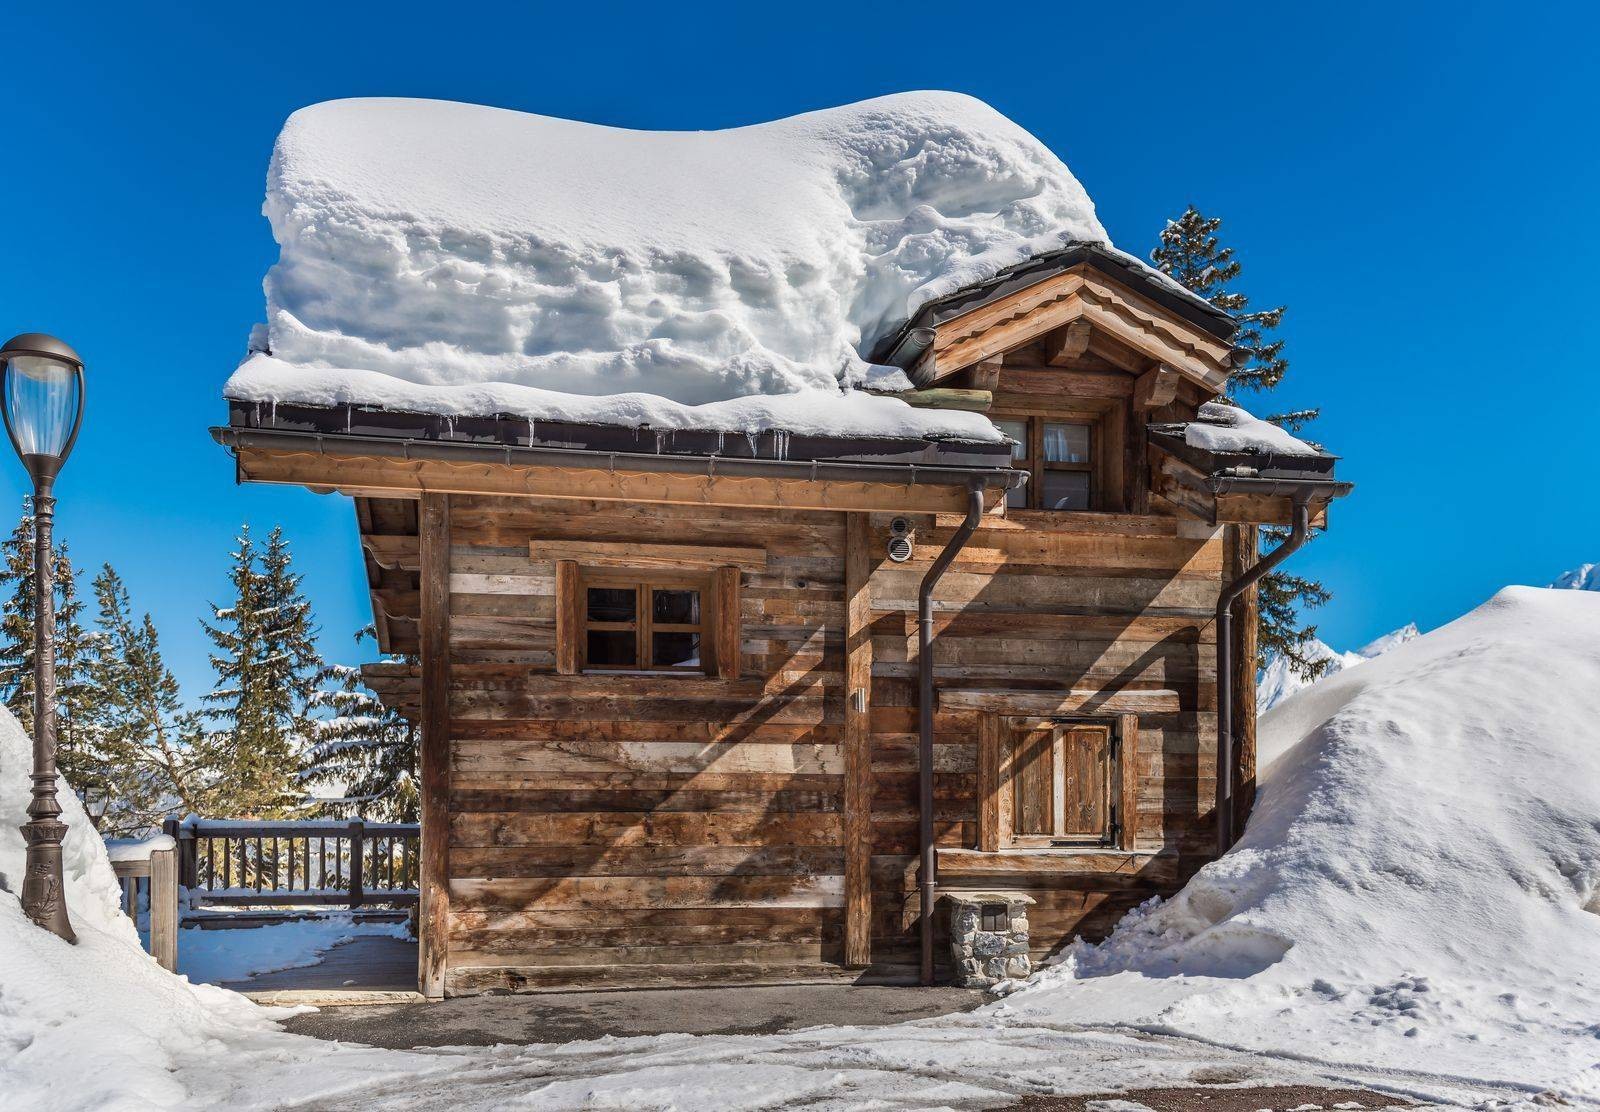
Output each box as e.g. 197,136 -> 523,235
1061,725 -> 1112,839
1004,719 -> 1114,845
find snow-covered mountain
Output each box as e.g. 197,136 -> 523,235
1550,562 -> 1600,591
1256,622 -> 1420,714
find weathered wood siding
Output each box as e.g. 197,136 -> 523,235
865,508 -> 1223,973
441,495 -> 850,993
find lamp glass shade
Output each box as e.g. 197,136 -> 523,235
3,354 -> 82,461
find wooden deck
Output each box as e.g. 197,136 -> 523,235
224,936 -> 423,1005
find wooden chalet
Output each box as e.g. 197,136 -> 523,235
213,242 -> 1349,997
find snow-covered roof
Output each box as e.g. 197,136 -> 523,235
1183,401 -> 1321,457
227,92 -> 1188,443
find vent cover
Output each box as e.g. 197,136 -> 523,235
887,517 -> 915,563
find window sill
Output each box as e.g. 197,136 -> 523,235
937,846 -> 1179,883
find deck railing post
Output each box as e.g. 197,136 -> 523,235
348,820 -> 365,908
149,844 -> 178,971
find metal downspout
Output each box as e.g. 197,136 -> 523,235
1214,491 -> 1313,857
918,480 -> 986,985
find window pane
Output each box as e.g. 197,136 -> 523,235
587,587 -> 635,623
1042,471 -> 1091,511
652,589 -> 701,625
1042,423 -> 1091,464
993,419 -> 1028,461
586,630 -> 636,667
652,632 -> 700,668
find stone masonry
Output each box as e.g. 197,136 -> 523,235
946,891 -> 1034,987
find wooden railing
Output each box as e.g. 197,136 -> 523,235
165,818 -> 420,908
109,835 -> 179,971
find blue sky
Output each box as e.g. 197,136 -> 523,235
2,1 -> 1595,701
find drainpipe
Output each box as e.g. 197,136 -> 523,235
1214,489 -> 1313,857
919,479 -> 986,985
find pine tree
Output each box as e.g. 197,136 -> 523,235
0,499 -> 109,816
303,627 -> 419,822
1152,206 -> 1330,679
88,565 -> 206,834
200,525 -> 323,817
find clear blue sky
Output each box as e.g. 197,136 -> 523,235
2,1 -> 1595,701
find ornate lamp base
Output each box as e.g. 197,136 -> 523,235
22,812 -> 75,942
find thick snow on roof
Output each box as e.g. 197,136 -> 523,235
997,586 -> 1600,1095
1185,400 -> 1320,456
228,92 -> 1138,440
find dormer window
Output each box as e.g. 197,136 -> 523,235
995,416 -> 1096,511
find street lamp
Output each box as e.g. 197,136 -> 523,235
0,333 -> 85,943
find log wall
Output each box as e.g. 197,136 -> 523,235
441,495 -> 850,993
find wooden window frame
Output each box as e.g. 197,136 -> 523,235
977,712 -> 1139,853
555,561 -> 740,679
995,415 -> 1102,512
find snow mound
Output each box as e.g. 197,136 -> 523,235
998,587 -> 1600,1097
1256,623 -> 1419,714
228,92 -> 1138,439
0,707 -> 435,1111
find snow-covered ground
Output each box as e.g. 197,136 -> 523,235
8,588 -> 1600,1108
1001,586 -> 1600,1102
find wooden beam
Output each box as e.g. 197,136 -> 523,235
969,359 -> 1003,392
714,566 -> 742,681
233,445 -> 989,515
976,712 -> 1001,853
532,539 -> 767,572
361,534 -> 421,571
554,560 -> 580,676
1042,320 -> 1092,365
937,688 -> 1181,715
1229,525 -> 1260,842
890,388 -> 992,412
417,493 -> 451,1000
1133,365 -> 1182,409
1118,713 -> 1140,851
842,513 -> 873,968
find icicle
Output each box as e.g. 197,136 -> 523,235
745,430 -> 759,457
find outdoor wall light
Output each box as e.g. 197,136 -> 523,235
1,332 -> 86,943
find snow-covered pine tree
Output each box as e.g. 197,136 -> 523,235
303,627 -> 419,822
0,499 -> 111,816
1151,206 -> 1330,678
88,565 -> 206,833
200,524 -> 322,817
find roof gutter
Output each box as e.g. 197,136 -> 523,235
210,425 -> 1028,495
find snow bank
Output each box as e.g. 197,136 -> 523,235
229,92 -> 1154,440
0,708 -> 440,1111
996,587 -> 1600,1099
1185,401 -> 1319,456
1256,623 -> 1419,713
178,911 -> 412,986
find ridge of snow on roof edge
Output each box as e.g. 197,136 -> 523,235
236,92 -> 1154,440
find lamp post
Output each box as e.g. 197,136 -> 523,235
1,333 -> 85,943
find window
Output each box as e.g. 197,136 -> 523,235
977,713 -> 1138,852
555,560 -> 741,679
580,571 -> 709,672
993,418 -> 1030,509
995,416 -> 1096,511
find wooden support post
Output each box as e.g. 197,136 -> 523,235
977,713 -> 1001,853
554,559 -> 579,676
842,513 -> 874,968
348,819 -> 365,908
418,492 -> 452,998
1117,713 -> 1140,852
714,566 -> 742,680
1231,524 -> 1261,841
149,845 -> 178,972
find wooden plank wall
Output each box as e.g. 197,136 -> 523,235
864,509 -> 1223,975
441,494 -> 850,993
